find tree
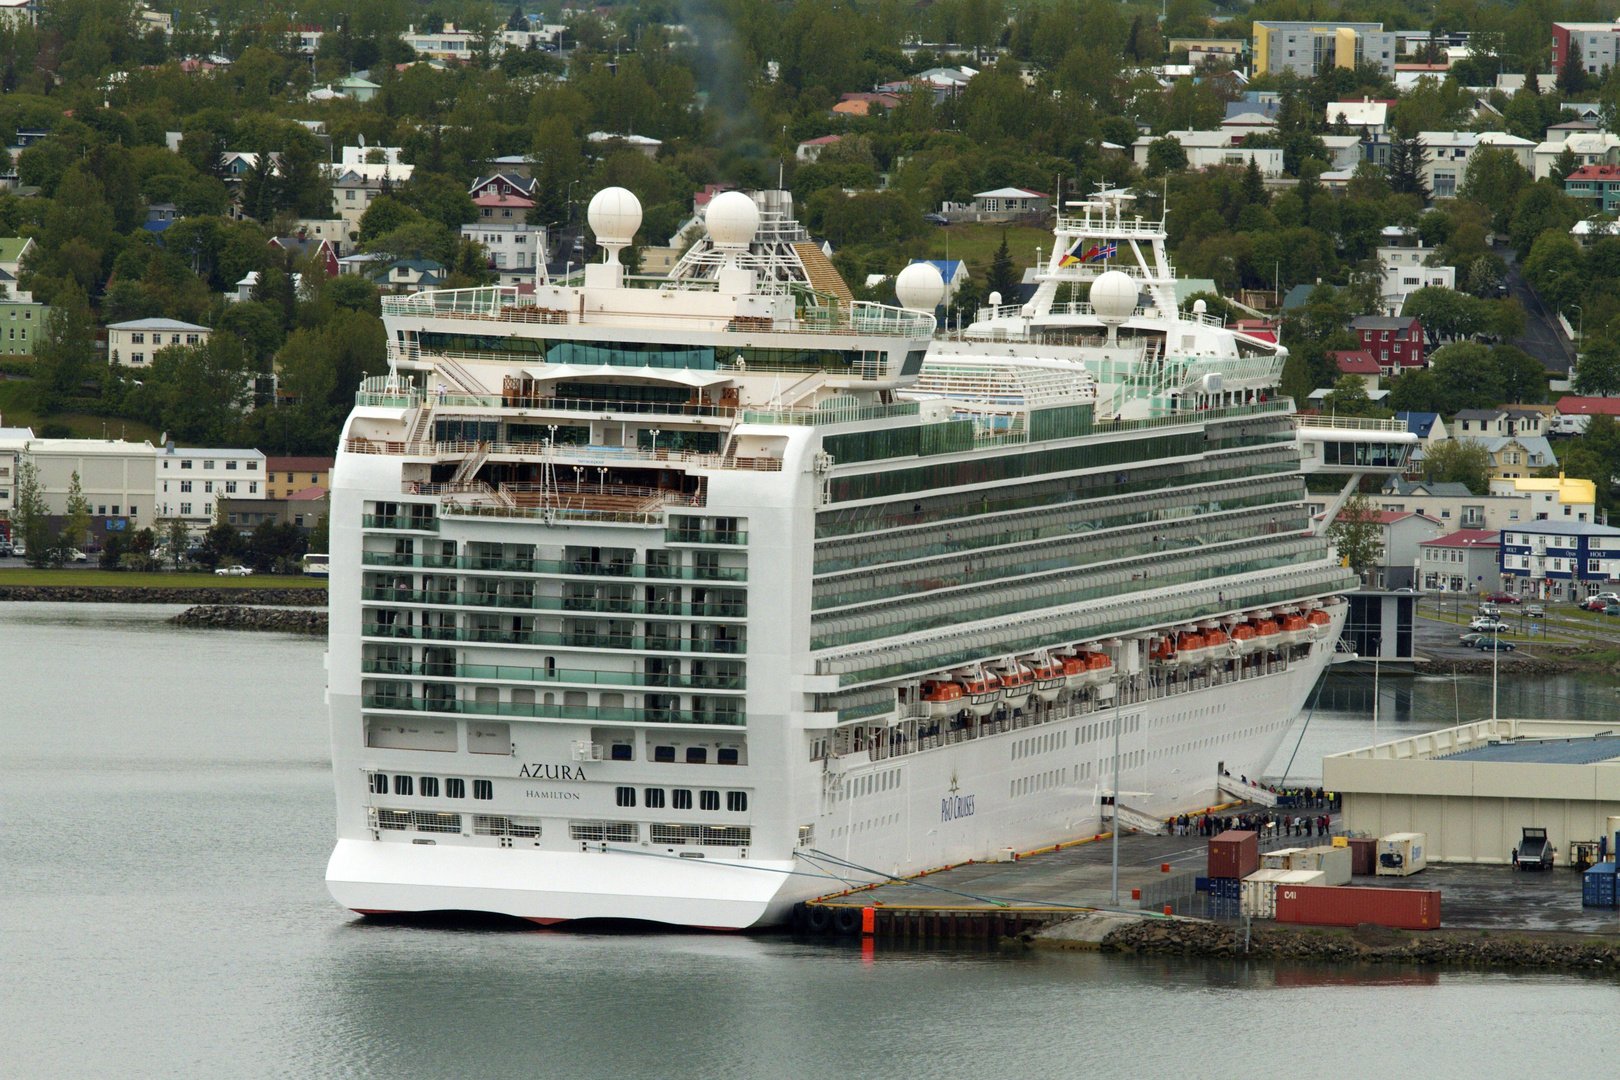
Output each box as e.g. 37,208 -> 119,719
164,517 -> 191,569
1558,39 -> 1587,96
1402,287 -> 1490,343
1423,439 -> 1493,494
195,523 -> 238,570
1550,146 -> 1581,184
1242,156 -> 1266,205
1574,338 -> 1620,396
1458,146 -> 1530,230
1145,135 -> 1187,177
1494,344 -> 1548,403
1428,343 -> 1505,413
1386,127 -> 1430,201
1328,494 -> 1383,579
62,471 -> 91,554
986,231 -> 1019,300
32,282 -> 96,413
12,459 -> 50,568
1322,375 -> 1387,418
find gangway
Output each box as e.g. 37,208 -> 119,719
1101,801 -> 1167,835
1217,774 -> 1278,807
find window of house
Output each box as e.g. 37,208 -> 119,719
181,460 -> 192,469
131,353 -> 144,364
180,502 -> 191,515
131,333 -> 144,344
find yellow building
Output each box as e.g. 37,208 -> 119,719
1494,473 -> 1599,524
1252,21 -> 1396,78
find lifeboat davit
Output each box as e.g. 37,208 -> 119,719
1084,651 -> 1115,686
1279,613 -> 1309,645
997,661 -> 1034,710
1175,631 -> 1208,667
1029,655 -> 1065,702
1150,636 -> 1177,666
960,668 -> 1002,717
1306,609 -> 1333,639
920,679 -> 964,719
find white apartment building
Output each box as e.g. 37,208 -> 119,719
1378,244 -> 1454,314
155,446 -> 267,531
106,318 -> 211,367
1534,132 -> 1620,180
1130,131 -> 1285,176
402,24 -> 482,62
1418,131 -> 1536,199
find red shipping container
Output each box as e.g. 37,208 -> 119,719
1274,884 -> 1441,930
1346,837 -> 1377,876
1208,830 -> 1259,880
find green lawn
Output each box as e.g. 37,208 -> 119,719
0,378 -> 163,442
925,224 -> 1057,277
0,568 -> 325,587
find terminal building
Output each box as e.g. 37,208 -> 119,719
1324,719 -> 1620,864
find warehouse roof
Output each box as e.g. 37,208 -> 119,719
1443,736 -> 1620,765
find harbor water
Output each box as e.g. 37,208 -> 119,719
3,603 -> 1616,1080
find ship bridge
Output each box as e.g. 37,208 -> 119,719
1294,414 -> 1419,537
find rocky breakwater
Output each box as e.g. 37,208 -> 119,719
170,605 -> 328,634
0,585 -> 327,605
1056,915 -> 1620,970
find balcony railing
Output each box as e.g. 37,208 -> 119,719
362,514 -> 439,532
362,623 -> 746,653
361,550 -> 747,580
344,436 -> 784,472
363,694 -> 745,726
361,658 -> 744,690
665,528 -> 747,546
361,587 -> 746,618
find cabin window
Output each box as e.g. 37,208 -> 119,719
654,745 -> 676,763
446,778 -> 466,799
393,775 -> 413,796
644,788 -> 665,808
672,789 -> 693,810
473,779 -> 493,800
616,786 -> 636,807
685,747 -> 707,764
699,790 -> 720,811
370,773 -> 388,794
419,777 -> 439,798
726,791 -> 748,812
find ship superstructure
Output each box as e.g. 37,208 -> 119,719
325,187 -> 1412,929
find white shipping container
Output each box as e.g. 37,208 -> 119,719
1261,847 -> 1305,869
1294,845 -> 1352,886
1241,869 -> 1325,918
1376,832 -> 1428,876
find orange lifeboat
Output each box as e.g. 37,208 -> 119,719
960,668 -> 1002,717
1029,655 -> 1065,702
1203,627 -> 1231,657
1061,654 -> 1089,690
1175,631 -> 1207,667
1306,609 -> 1332,638
920,679 -> 964,719
1252,618 -> 1280,650
1230,622 -> 1259,653
998,661 -> 1034,710
1279,613 -> 1309,645
1084,652 -> 1114,686
1150,636 -> 1177,665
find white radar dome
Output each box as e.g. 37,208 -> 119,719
1089,269 -> 1138,322
706,190 -> 760,248
894,261 -> 946,311
587,186 -> 642,247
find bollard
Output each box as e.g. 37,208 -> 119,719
861,906 -> 875,935
1164,904 -> 1172,916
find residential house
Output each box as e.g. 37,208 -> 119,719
1419,529 -> 1501,592
0,0 -> 35,25
221,489 -> 329,532
1455,434 -> 1557,480
1325,98 -> 1393,162
268,236 -> 340,277
969,188 -> 1050,219
292,218 -> 354,254
1350,314 -> 1425,370
0,297 -> 47,355
795,135 -> 842,162
1570,218 -> 1620,248
1553,394 -> 1620,434
106,318 -> 211,367
1338,510 -> 1444,589
371,258 -> 445,293
1500,519 -> 1620,599
1451,408 -> 1513,437
1376,477 -> 1535,532
1395,411 -> 1448,445
1376,239 -> 1454,316
1417,130 -> 1536,199
1563,164 -> 1620,213
402,23 -> 481,62
334,75 -> 381,102
1130,131 -> 1284,176
586,132 -> 663,158
1254,23 -> 1397,78
155,445 -> 266,531
1488,473 -> 1598,524
265,456 -> 333,499
1534,133 -> 1620,180
0,423 -> 30,535
1331,350 -> 1383,393
144,202 -> 180,233
329,160 -> 415,234
464,174 -> 547,286
1220,110 -> 1277,138
1502,406 -> 1550,438
833,92 -> 901,117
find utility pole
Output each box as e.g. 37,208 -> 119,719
1111,669 -> 1123,906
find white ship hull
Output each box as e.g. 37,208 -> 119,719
326,627 -> 1333,929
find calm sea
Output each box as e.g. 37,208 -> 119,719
2,603 -> 1614,1080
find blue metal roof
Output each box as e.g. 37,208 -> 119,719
1445,736 -> 1620,765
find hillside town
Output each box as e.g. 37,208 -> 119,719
3,3 -> 1620,583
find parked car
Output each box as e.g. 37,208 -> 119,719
1477,603 -> 1501,618
1469,617 -> 1510,633
214,565 -> 254,577
1526,604 -> 1545,618
1477,637 -> 1516,652
1457,632 -> 1490,647
1582,596 -> 1609,611
1606,602 -> 1620,617
66,549 -> 87,562
1513,826 -> 1555,870
1484,592 -> 1521,605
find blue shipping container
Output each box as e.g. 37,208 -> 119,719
1210,877 -> 1242,900
1582,862 -> 1617,908
1195,877 -> 1211,893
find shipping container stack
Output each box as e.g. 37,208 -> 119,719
1205,830 -> 1259,919
1583,861 -> 1617,908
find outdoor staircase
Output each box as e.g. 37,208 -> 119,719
450,442 -> 490,483
1217,774 -> 1279,807
793,242 -> 854,306
406,406 -> 434,445
436,357 -> 490,396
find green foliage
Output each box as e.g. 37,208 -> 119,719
1144,136 -> 1187,177
1422,439 -> 1492,495
1328,495 -> 1382,579
1575,338 -> 1620,397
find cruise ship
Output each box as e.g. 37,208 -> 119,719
324,186 -> 1412,929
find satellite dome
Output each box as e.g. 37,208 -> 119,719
1089,269 -> 1139,322
988,291 -> 1002,306
1192,298 -> 1207,315
894,261 -> 946,311
587,186 -> 642,247
706,190 -> 760,248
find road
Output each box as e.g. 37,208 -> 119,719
1499,242 -> 1576,375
